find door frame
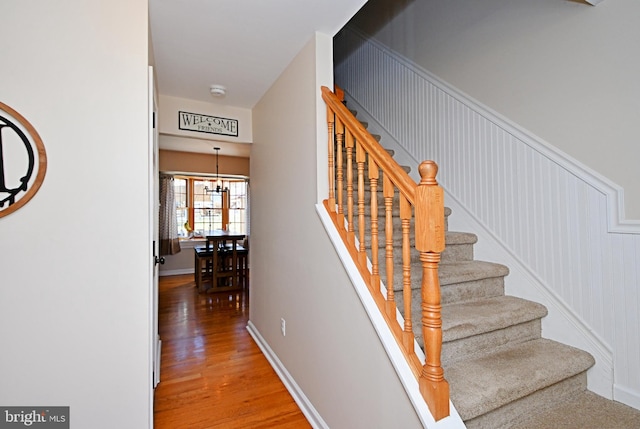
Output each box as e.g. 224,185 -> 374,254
148,66 -> 161,429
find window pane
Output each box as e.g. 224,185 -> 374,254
193,179 -> 224,233
227,180 -> 247,234
175,176 -> 248,237
195,208 -> 222,233
174,178 -> 188,237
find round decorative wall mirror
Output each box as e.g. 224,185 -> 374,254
0,102 -> 47,218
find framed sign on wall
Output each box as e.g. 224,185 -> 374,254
0,102 -> 47,218
178,111 -> 239,137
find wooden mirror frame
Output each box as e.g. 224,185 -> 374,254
0,102 -> 47,218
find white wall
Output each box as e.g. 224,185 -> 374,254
158,94 -> 252,141
335,19 -> 640,410
346,0 -> 640,219
0,2 -> 152,428
249,33 -> 424,428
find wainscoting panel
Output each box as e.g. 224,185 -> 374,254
335,26 -> 640,409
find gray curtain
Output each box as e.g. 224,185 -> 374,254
159,174 -> 181,256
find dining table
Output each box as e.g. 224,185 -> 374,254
194,230 -> 246,293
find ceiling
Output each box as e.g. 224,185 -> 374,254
149,0 -> 367,155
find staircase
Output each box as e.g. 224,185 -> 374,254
347,110 -> 638,428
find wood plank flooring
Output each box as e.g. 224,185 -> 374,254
154,274 -> 312,429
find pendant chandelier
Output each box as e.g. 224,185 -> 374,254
204,147 -> 228,194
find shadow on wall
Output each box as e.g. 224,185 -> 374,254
334,0 -> 416,64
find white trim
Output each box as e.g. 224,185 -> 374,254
336,28 -> 640,405
160,170 -> 249,181
243,208 -> 466,429
154,338 -> 162,388
444,191 -> 615,399
614,384 -> 640,410
343,88 -> 615,400
246,321 -> 330,429
314,205 -> 465,429
344,26 -> 640,234
176,239 -> 205,248
148,65 -> 158,426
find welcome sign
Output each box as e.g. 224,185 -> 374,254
178,111 -> 238,137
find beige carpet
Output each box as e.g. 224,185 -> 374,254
513,391 -> 640,429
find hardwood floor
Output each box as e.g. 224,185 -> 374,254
154,274 -> 312,429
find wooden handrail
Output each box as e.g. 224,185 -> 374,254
322,87 -> 418,204
321,86 -> 449,420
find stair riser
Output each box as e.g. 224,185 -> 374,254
353,217 -> 448,241
395,276 -> 506,318
442,244 -> 473,263
336,193 -> 406,215
390,270 -> 507,302
345,109 -> 605,429
349,163 -> 410,174
464,373 -> 588,429
358,222 -> 466,249
441,319 -> 542,365
336,197 -> 451,232
442,277 -> 505,305
362,242 -> 474,266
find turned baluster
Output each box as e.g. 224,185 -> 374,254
400,194 -> 414,349
356,142 -> 367,266
327,106 -> 336,211
369,160 -> 380,291
415,161 -> 449,421
335,118 -> 345,227
345,130 -> 355,244
383,174 -> 395,304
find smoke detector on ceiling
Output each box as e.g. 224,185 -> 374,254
210,84 -> 226,97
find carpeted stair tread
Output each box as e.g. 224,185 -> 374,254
442,231 -> 476,263
444,231 -> 477,246
338,104 -> 629,427
360,227 -> 472,252
439,260 -> 509,286
360,229 -> 465,251
442,296 -> 547,342
446,338 -> 595,422
511,391 -> 640,429
414,296 -> 547,365
389,260 -> 508,292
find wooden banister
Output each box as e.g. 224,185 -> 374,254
321,86 -> 449,420
322,87 -> 418,203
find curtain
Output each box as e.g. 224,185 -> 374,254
245,179 -> 250,238
159,174 -> 181,256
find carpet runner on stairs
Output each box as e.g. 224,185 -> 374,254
345,110 -> 640,428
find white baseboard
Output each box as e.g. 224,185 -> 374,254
614,384 -> 640,410
444,194 -> 615,400
246,321 -> 330,429
154,338 -> 162,388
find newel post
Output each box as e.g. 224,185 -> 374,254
414,160 -> 449,421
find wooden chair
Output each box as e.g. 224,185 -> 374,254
194,237 -> 225,292
194,246 -> 213,293
195,235 -> 246,292
220,239 -> 248,288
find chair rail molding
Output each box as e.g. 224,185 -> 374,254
335,25 -> 640,410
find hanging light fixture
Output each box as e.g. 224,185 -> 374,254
204,147 -> 228,194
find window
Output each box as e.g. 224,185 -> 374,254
173,176 -> 248,237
